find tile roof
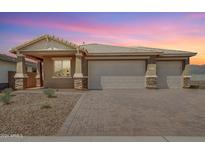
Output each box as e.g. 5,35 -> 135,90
9,34 -> 197,57
80,43 -> 197,56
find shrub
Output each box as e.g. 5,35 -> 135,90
190,85 -> 199,89
2,88 -> 13,95
41,103 -> 52,109
43,88 -> 56,98
1,94 -> 11,104
0,88 -> 13,104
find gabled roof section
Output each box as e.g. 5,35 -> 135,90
10,34 -> 88,54
81,43 -> 197,57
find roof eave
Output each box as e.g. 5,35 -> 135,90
161,52 -> 197,57
87,52 -> 162,56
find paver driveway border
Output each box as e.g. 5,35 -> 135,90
57,92 -> 87,136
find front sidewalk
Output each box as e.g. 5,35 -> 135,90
1,136 -> 205,142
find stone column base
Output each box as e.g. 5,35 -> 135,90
145,76 -> 158,89
74,78 -> 88,90
15,78 -> 27,90
183,76 -> 191,88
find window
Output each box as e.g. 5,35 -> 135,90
53,58 -> 71,77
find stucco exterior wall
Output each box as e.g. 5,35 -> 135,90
0,60 -> 16,83
43,56 -> 76,88
41,55 -> 189,89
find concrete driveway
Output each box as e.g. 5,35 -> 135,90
59,89 -> 205,136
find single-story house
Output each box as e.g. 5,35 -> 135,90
10,34 -> 197,90
0,53 -> 36,90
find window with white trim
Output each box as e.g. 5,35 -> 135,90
53,58 -> 71,77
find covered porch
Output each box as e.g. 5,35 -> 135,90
10,35 -> 88,90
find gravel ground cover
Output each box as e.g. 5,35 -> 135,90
0,92 -> 81,136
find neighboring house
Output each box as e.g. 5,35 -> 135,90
0,53 -> 36,90
10,34 -> 197,90
190,65 -> 205,87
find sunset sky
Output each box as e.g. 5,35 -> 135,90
0,12 -> 204,64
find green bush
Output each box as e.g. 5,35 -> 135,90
0,88 -> 13,104
2,88 -> 13,95
43,88 -> 56,98
41,103 -> 52,109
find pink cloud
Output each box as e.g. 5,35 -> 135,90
1,17 -> 201,40
186,13 -> 205,20
1,15 -> 205,64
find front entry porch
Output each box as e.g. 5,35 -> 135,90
10,35 -> 88,90
13,53 -> 43,90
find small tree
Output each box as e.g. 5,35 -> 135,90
43,88 -> 56,98
0,88 -> 13,105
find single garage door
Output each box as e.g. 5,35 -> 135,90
88,60 -> 146,89
157,61 -> 183,89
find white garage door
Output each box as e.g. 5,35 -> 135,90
88,60 -> 146,89
157,61 -> 182,89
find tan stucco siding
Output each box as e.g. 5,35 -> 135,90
43,56 -> 75,88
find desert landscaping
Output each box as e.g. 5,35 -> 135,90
0,89 -> 81,136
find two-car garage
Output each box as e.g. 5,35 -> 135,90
88,60 -> 183,89
88,60 -> 146,89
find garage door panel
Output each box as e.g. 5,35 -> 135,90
101,76 -> 145,89
157,61 -> 182,89
88,60 -> 146,89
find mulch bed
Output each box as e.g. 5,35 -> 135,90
0,92 -> 81,136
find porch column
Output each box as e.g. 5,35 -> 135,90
14,53 -> 28,90
145,56 -> 157,88
183,58 -> 191,88
73,49 -> 88,89
35,61 -> 42,87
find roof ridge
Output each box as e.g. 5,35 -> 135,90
81,43 -> 143,49
135,46 -> 195,53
